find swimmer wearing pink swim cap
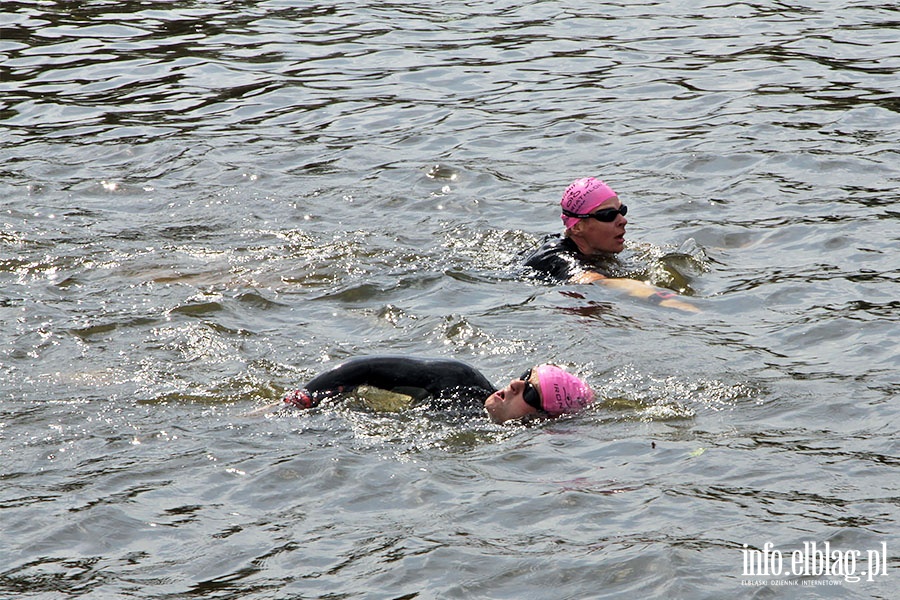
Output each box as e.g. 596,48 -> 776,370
524,177 -> 628,284
523,177 -> 700,312
484,364 -> 595,423
280,356 -> 596,424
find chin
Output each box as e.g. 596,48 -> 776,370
484,398 -> 501,422
486,410 -> 505,424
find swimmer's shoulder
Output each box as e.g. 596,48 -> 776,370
523,235 -> 583,282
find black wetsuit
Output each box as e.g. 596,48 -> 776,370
293,356 -> 497,414
523,235 -> 614,283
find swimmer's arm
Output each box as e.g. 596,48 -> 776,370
245,358 -> 419,415
571,271 -> 700,313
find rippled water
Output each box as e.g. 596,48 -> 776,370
2,1 -> 898,598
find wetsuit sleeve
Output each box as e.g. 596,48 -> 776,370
285,356 -> 497,408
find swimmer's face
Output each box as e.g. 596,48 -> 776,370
570,195 -> 628,254
484,369 -> 541,423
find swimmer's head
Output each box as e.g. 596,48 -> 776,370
560,177 -> 617,229
534,364 -> 595,415
484,365 -> 595,423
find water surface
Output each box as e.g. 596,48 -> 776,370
1,1 -> 898,598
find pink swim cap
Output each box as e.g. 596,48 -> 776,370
560,177 -> 617,229
535,364 -> 595,416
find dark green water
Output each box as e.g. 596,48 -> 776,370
1,1 -> 898,598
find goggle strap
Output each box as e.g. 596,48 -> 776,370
561,208 -> 592,218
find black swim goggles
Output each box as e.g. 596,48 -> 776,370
519,368 -> 543,410
561,204 -> 628,222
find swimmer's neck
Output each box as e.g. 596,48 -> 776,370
572,239 -> 613,257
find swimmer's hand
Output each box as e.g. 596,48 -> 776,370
655,295 -> 701,313
241,389 -> 318,417
574,272 -> 701,313
283,389 -> 315,408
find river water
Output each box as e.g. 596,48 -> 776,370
1,1 -> 898,598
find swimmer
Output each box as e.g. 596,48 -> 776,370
281,356 -> 595,424
524,177 -> 699,313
